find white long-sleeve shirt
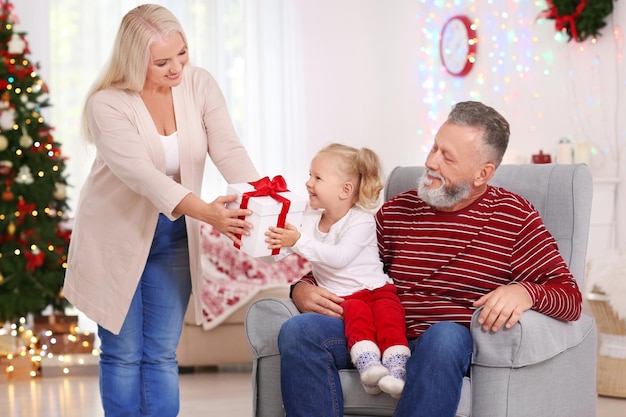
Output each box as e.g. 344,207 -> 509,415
291,206 -> 392,296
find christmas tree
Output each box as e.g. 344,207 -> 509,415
0,1 -> 71,323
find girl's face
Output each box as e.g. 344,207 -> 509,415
305,154 -> 346,210
144,32 -> 189,91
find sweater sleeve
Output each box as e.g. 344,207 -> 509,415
375,203 -> 391,273
292,210 -> 375,269
511,212 -> 582,321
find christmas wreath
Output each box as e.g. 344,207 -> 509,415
539,0 -> 616,42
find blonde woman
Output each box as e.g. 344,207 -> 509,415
63,4 -> 258,416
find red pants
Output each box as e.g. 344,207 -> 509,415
343,283 -> 408,352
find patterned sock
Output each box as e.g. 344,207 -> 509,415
350,340 -> 389,388
378,345 -> 411,399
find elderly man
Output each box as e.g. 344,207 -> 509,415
277,101 -> 582,417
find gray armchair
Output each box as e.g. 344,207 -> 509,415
245,163 -> 597,417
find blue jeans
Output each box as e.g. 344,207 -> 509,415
98,214 -> 192,417
278,314 -> 472,417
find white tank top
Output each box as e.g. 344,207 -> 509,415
159,131 -> 180,181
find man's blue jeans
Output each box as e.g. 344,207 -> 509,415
278,313 -> 472,417
98,214 -> 192,417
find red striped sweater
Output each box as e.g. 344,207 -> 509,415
374,186 -> 582,339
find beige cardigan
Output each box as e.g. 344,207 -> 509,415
63,66 -> 259,334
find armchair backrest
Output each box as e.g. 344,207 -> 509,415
384,164 -> 593,287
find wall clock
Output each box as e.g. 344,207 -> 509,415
439,15 -> 477,77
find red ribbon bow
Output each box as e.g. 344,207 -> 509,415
16,197 -> 36,224
234,175 -> 291,256
25,248 -> 45,272
543,0 -> 587,42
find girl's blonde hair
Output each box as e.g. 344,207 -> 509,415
81,4 -> 188,142
317,143 -> 384,210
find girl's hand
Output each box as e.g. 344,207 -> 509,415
266,222 -> 300,249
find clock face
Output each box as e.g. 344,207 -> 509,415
440,15 -> 477,76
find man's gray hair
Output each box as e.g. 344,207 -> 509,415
447,101 -> 510,167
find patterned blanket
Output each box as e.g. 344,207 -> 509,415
199,225 -> 311,330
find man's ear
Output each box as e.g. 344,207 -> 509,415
340,181 -> 355,200
474,163 -> 496,187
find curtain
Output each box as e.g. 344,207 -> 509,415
47,0 -> 306,209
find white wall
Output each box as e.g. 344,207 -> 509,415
291,0 -> 625,250
294,1 -> 423,170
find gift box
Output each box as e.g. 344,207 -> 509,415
0,333 -> 23,356
38,331 -> 96,355
225,176 -> 307,257
1,353 -> 39,380
39,352 -> 100,377
33,314 -> 78,334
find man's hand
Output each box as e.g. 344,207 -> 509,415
292,282 -> 344,319
472,284 -> 533,332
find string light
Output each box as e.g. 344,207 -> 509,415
412,1 -> 620,167
3,320 -> 99,380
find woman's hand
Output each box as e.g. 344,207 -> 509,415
173,193 -> 253,246
206,195 -> 254,245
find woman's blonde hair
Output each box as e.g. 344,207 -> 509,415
316,143 -> 384,210
81,4 -> 188,142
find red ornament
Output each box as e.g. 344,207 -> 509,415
56,228 -> 72,243
2,188 -> 13,201
0,162 -> 13,176
2,179 -> 13,201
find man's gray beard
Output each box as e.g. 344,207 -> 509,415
417,170 -> 472,209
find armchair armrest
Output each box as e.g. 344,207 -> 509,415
471,308 -> 596,368
245,297 -> 300,358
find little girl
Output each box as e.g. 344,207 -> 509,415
266,143 -> 409,398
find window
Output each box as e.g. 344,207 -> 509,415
48,0 -> 305,209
